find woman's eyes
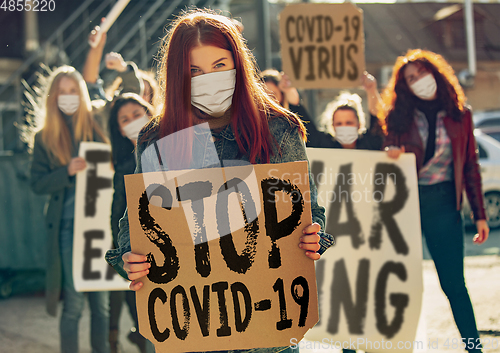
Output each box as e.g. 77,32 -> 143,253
407,76 -> 417,84
191,63 -> 226,76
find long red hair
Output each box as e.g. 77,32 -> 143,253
380,49 -> 466,134
142,9 -> 305,165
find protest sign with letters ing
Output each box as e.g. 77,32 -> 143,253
124,161 -> 318,353
304,148 -> 424,353
73,142 -> 130,292
279,3 -> 365,89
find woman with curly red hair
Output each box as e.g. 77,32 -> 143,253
382,49 -> 488,352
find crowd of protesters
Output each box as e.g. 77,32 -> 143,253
25,7 -> 490,353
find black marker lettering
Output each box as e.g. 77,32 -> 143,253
318,46 -> 330,79
286,16 -> 295,43
332,45 -> 345,79
316,15 -> 324,43
148,288 -> 170,342
212,282 -> 232,337
217,178 -> 259,274
190,285 -> 210,337
327,259 -> 370,335
347,43 -> 358,81
177,181 -> 213,278
324,16 -> 334,41
139,184 -> 179,284
325,164 -> 364,249
261,178 -> 304,268
289,47 -> 303,80
369,163 -> 409,255
84,150 -> 112,217
83,230 -> 103,280
375,261 -> 409,339
304,45 -> 316,81
231,282 -> 252,332
170,285 -> 191,340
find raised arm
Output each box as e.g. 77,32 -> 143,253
82,23 -> 107,84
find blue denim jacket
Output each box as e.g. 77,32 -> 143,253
105,115 -> 334,353
105,115 -> 334,277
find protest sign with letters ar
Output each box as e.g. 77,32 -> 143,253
73,142 -> 130,292
279,3 -> 365,89
305,148 -> 423,353
124,161 -> 318,353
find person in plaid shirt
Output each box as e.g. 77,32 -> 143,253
381,49 -> 488,353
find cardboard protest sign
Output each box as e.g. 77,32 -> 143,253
124,162 -> 318,352
303,149 -> 423,353
280,3 -> 365,89
73,142 -> 130,291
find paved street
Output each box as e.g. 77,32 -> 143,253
0,228 -> 499,353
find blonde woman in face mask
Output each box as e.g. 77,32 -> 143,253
29,65 -> 110,353
382,49 -> 488,353
319,72 -> 384,151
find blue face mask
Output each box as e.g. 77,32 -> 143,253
191,69 -> 236,117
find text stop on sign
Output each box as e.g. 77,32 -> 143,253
125,162 -> 319,353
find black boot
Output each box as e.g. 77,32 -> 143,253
128,327 -> 147,353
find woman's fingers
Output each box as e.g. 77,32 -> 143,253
305,252 -> 321,260
299,223 -> 321,260
300,233 -> 321,244
124,262 -> 150,274
122,252 -> 147,263
385,146 -> 404,159
303,222 -> 321,235
299,242 -> 320,252
129,279 -> 144,291
473,220 -> 489,244
122,252 -> 150,281
127,268 -> 149,281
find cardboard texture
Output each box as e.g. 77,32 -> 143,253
304,148 -> 423,352
279,3 -> 365,89
124,161 -> 318,352
73,142 -> 130,292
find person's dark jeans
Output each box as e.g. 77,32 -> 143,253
109,290 -> 138,330
419,181 -> 482,352
59,219 -> 110,353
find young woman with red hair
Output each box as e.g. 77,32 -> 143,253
382,49 -> 488,353
105,9 -> 334,353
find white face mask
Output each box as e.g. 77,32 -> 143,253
410,74 -> 437,100
58,94 -> 80,115
122,115 -> 150,141
191,69 -> 236,117
334,126 -> 359,146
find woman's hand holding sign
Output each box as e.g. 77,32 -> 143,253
122,252 -> 150,291
299,223 -> 322,260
